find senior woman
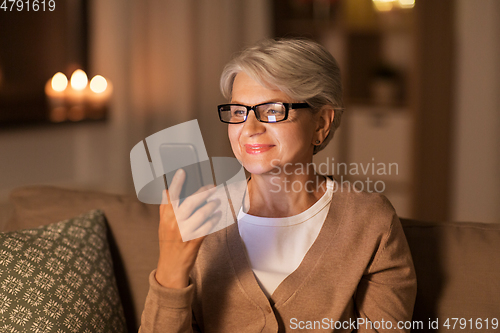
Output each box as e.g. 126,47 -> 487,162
140,38 -> 416,332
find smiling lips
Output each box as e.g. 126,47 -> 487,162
244,144 -> 275,154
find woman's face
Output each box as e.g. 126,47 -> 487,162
228,72 -> 317,176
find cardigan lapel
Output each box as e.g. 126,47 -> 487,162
223,179 -> 272,309
226,223 -> 272,309
223,177 -> 349,309
270,180 -> 348,306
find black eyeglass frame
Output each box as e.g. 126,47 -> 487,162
217,102 -> 310,124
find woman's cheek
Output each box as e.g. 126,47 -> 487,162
228,128 -> 242,159
232,142 -> 242,161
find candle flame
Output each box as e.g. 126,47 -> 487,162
51,72 -> 68,92
90,75 -> 108,93
70,69 -> 88,91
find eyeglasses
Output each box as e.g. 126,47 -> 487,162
217,102 -> 310,124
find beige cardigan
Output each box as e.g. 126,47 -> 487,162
139,180 -> 417,332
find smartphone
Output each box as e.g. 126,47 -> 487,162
159,143 -> 213,203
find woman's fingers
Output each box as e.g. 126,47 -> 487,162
177,198 -> 221,236
178,209 -> 222,242
159,189 -> 170,216
168,168 -> 186,204
191,210 -> 223,239
189,198 -> 221,226
176,184 -> 217,220
161,188 -> 169,205
159,168 -> 187,216
160,184 -> 221,241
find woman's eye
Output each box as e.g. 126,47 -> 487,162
265,108 -> 283,115
233,109 -> 246,116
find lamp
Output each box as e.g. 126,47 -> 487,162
372,0 -> 415,12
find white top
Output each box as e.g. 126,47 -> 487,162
237,177 -> 334,297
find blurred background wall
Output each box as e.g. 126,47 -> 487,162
0,0 -> 498,224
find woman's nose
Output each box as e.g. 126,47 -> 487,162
242,110 -> 266,136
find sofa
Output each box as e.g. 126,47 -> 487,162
1,185 -> 499,332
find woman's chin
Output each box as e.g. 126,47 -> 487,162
241,161 -> 276,176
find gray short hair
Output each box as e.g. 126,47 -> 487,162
220,38 -> 344,154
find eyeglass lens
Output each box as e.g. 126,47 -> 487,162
220,103 -> 286,123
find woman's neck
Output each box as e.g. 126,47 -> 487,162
244,169 -> 327,218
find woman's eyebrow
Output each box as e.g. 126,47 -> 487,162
229,100 -> 289,105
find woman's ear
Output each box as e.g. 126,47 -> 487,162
313,106 -> 335,145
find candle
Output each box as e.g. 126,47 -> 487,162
66,69 -> 88,121
45,72 -> 68,122
88,75 -> 112,119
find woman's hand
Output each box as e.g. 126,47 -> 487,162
155,169 -> 222,289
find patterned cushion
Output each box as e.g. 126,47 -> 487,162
5,185 -> 160,331
0,210 -> 127,332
